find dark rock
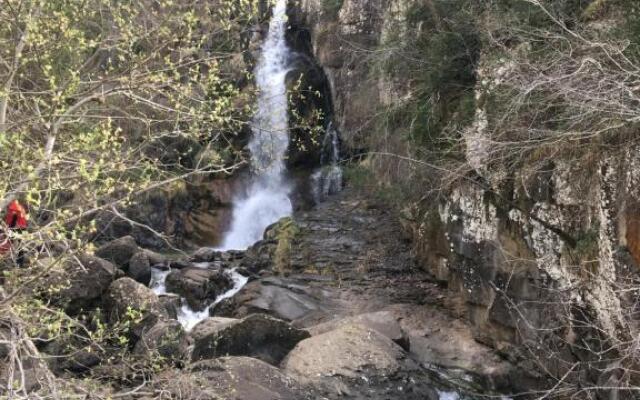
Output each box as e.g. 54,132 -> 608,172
43,254 -> 119,314
134,320 -> 188,361
144,249 -> 168,268
191,313 -> 310,366
153,356 -> 314,400
43,340 -> 102,374
192,247 -> 219,262
128,251 -> 151,285
167,259 -> 192,270
104,278 -> 167,340
95,236 -> 139,269
158,293 -> 181,320
165,267 -> 232,311
190,317 -> 238,342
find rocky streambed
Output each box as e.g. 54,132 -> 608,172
1,187 -> 534,399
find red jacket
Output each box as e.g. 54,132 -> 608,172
0,200 -> 28,255
5,200 -> 28,229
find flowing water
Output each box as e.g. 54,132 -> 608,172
311,122 -> 343,203
152,0 -> 293,330
221,0 -> 293,251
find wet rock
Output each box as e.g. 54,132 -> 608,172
95,236 -> 139,269
192,313 -> 310,366
211,277 -> 332,324
43,254 -> 119,314
128,251 -> 151,285
165,267 -> 232,311
105,277 -> 167,340
153,357 -> 314,400
134,320 -> 188,361
158,293 -> 181,320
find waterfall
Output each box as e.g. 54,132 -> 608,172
220,0 -> 293,251
311,122 -> 343,203
150,0 -> 294,330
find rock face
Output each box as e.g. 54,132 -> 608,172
290,0 -> 640,392
191,314 -> 310,365
165,266 -> 232,311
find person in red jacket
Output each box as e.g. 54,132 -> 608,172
0,200 -> 28,266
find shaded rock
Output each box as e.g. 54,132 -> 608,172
165,267 -> 232,311
190,317 -> 238,342
153,357 -> 314,400
158,293 -> 181,320
192,247 -> 220,262
43,254 -> 119,314
144,249 -> 168,268
95,236 -> 139,269
42,340 -> 102,374
128,251 -> 151,285
104,278 -> 167,340
134,320 -> 188,361
192,314 -> 310,366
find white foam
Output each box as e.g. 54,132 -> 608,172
177,269 -> 249,331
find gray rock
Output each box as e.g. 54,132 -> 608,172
190,317 -> 238,342
158,293 -> 181,320
153,356 -> 314,400
105,278 -> 167,340
192,314 -> 310,366
211,277 -> 332,324
134,320 -> 188,361
43,254 -> 119,314
165,267 -> 232,311
128,251 -> 151,285
95,236 -> 139,269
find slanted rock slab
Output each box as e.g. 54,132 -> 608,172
191,313 -> 310,365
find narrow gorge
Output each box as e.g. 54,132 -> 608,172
1,1 -> 640,399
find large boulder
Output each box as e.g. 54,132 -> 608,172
165,266 -> 232,311
128,251 -> 151,285
134,320 -> 188,361
152,357 -> 315,400
104,278 -> 167,340
191,314 -> 310,366
283,323 -> 405,380
95,236 -> 139,270
282,323 -> 440,399
43,254 -> 119,314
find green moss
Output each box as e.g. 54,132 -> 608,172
273,217 -> 300,276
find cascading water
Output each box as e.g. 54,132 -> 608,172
151,0 -> 293,330
221,0 -> 293,251
311,122 -> 343,203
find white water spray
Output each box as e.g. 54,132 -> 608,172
152,0 -> 294,330
221,0 -> 293,251
312,122 -> 343,203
